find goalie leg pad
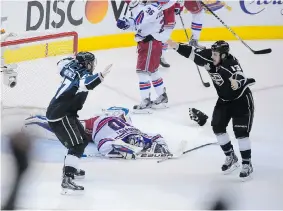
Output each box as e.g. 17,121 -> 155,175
112,139 -> 143,159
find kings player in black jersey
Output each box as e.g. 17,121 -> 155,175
168,40 -> 255,180
46,52 -> 112,193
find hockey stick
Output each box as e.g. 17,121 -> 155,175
124,2 -> 129,16
82,140 -> 188,160
82,151 -> 179,159
200,2 -> 271,55
157,142 -> 217,163
178,14 -> 210,88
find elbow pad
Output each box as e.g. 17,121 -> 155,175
84,73 -> 103,90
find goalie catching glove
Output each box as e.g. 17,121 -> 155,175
189,108 -> 208,126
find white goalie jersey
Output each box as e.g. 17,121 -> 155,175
24,107 -> 170,159
91,115 -> 145,155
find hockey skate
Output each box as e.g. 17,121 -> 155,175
221,152 -> 240,174
152,90 -> 168,109
133,97 -> 152,114
189,36 -> 206,50
61,175 -> 84,195
239,163 -> 253,181
160,56 -> 170,68
74,169 -> 85,180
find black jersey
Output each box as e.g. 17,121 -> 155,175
46,58 -> 103,121
176,44 -> 255,101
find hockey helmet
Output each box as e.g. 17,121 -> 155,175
104,107 -> 132,124
76,52 -> 97,72
211,41 -> 229,56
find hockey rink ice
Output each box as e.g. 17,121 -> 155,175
1,40 -> 283,209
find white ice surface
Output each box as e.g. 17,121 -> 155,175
1,40 -> 283,209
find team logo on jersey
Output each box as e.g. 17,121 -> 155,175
210,73 -> 224,86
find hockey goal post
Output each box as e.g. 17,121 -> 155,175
1,31 -> 78,120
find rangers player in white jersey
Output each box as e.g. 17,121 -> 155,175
117,0 -> 175,113
24,107 -> 171,159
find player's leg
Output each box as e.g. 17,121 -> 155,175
160,6 -> 175,68
232,89 -> 254,180
149,40 -> 168,108
23,115 -> 58,140
134,40 -> 153,113
185,0 -> 206,49
160,43 -> 170,68
212,98 -> 239,174
72,118 -> 92,179
48,116 -> 87,194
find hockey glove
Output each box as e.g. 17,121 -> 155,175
230,78 -> 240,90
189,108 -> 208,126
117,18 -> 131,30
148,142 -> 171,155
174,3 -> 183,15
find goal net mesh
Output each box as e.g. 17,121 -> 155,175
1,31 -> 78,122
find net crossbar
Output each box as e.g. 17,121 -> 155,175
1,31 -> 78,119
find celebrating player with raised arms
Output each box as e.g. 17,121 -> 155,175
24,107 -> 172,160
117,0 -> 176,113
168,39 -> 255,180
46,52 -> 112,194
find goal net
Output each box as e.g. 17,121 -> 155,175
1,31 -> 78,131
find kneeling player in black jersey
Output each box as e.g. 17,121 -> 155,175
168,40 -> 255,180
46,52 -> 112,193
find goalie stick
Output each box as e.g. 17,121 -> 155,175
200,2 -> 271,55
82,141 -> 188,160
178,14 -> 210,88
157,142 -> 217,163
82,151 -> 181,159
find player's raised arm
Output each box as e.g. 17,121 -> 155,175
116,1 -> 138,31
81,63 -> 113,91
167,39 -> 212,67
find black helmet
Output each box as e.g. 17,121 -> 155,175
211,40 -> 230,54
76,52 -> 96,72
76,52 -> 95,63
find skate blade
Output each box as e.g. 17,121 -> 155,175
159,64 -> 170,68
132,109 -> 153,114
151,103 -> 169,109
61,188 -> 84,195
74,175 -> 85,180
223,163 -> 240,175
240,172 -> 253,182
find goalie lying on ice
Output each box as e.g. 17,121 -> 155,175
24,107 -> 171,159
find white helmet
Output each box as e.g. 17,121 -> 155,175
104,106 -> 132,124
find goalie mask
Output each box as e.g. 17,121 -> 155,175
104,106 -> 132,124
